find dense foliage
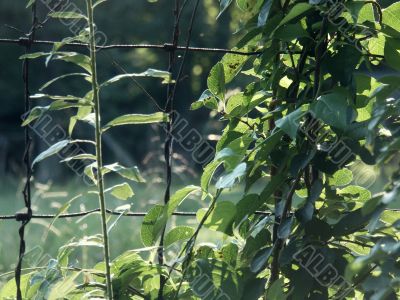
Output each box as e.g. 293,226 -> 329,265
1,0 -> 400,299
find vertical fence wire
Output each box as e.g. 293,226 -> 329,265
158,0 -> 183,298
15,3 -> 37,300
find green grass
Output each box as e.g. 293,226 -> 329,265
0,173 -> 245,287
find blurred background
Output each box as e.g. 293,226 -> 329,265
0,0 -> 394,286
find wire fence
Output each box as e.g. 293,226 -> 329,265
0,1 -> 396,299
0,1 -> 264,298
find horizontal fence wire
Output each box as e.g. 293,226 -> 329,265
0,209 -> 274,220
1,207 -> 398,221
0,37 -> 262,55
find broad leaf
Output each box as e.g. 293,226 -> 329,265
102,163 -> 146,182
105,183 -> 134,200
164,226 -> 194,247
216,162 -> 246,189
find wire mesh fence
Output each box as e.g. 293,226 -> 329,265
0,1 -> 264,298
1,1 -> 398,299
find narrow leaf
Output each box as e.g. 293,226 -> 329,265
103,112 -> 169,132
102,68 -> 172,87
49,11 -> 87,19
39,73 -> 90,91
32,139 -> 70,167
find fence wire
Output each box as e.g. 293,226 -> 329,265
0,1 -> 395,299
0,1 -> 263,298
0,38 -> 263,55
14,2 -> 37,299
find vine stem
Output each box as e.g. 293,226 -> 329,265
85,0 -> 113,298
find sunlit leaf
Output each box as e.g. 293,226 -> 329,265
105,182 -> 134,200
32,139 -> 70,167
164,226 -> 194,247
102,68 -> 172,87
102,112 -> 169,131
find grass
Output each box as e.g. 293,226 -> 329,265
0,172 -> 245,288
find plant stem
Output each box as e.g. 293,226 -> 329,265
85,0 -> 113,298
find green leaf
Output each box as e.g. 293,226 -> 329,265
191,89 -> 218,110
49,11 -> 87,19
165,185 -> 201,216
141,205 -> 164,246
103,112 -> 169,131
277,3 -> 312,28
164,226 -> 194,247
49,99 -> 92,110
266,278 -> 286,300
275,106 -> 307,140
19,52 -> 49,59
32,139 -> 70,167
337,185 -> 371,202
47,194 -> 82,235
102,68 -> 172,87
382,2 -> 400,32
251,247 -> 273,273
61,153 -> 96,163
26,0 -> 36,8
216,162 -> 246,189
53,52 -> 92,73
93,0 -> 108,8
277,217 -> 293,239
217,0 -> 233,18
296,179 -> 323,223
48,272 -> 82,300
30,93 -> 83,101
221,51 -> 249,84
102,163 -> 146,182
197,201 -> 236,234
330,168 -> 353,186
0,274 -> 32,299
188,259 -> 243,298
39,73 -> 90,91
142,186 -> 200,246
258,0 -> 273,26
22,106 -> 49,126
311,93 -> 353,131
384,38 -> 400,71
332,206 -> 381,236
154,185 -> 201,236
207,62 -> 225,99
201,160 -> 223,192
274,23 -> 310,42
225,93 -> 248,117
61,235 -> 104,248
105,183 -> 134,200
